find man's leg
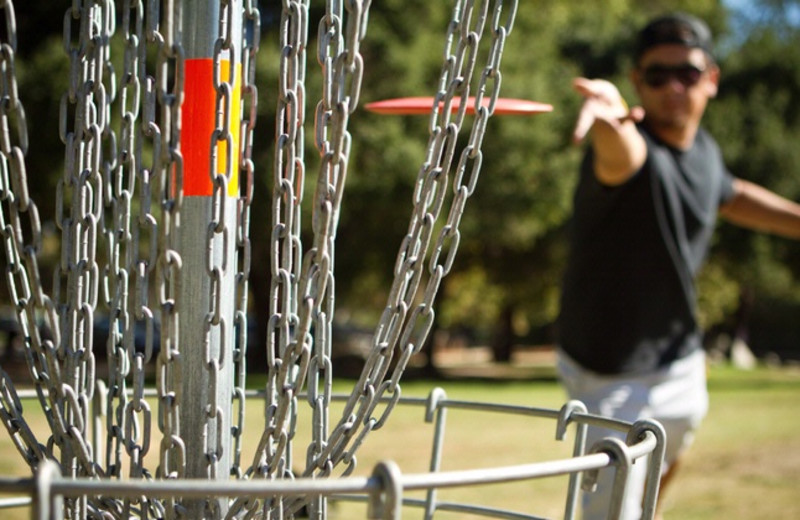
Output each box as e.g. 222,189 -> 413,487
649,350 -> 709,518
557,353 -> 649,520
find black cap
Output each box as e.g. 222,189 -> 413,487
634,13 -> 713,63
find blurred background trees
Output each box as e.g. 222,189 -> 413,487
8,0 -> 800,368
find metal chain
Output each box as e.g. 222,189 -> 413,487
100,0 -> 184,516
253,0 -> 372,505
321,0 -> 517,478
0,0 -> 55,475
252,0 -> 309,492
115,0 -> 164,514
0,1 -> 518,518
230,0 -> 259,481
239,1 -> 310,516
153,0 -> 186,491
201,0 -> 236,489
103,0 -> 137,491
0,0 -> 239,516
59,0 -> 110,482
226,2 -> 260,513
49,1 -> 118,517
149,1 -> 186,518
303,0 -> 372,480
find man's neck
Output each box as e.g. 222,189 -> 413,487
645,119 -> 698,150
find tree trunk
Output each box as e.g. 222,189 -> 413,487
491,304 -> 514,363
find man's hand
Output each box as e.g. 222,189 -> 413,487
571,78 -> 648,185
572,78 -> 645,144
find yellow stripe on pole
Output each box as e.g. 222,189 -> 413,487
182,58 -> 241,197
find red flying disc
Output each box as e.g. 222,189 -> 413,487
364,96 -> 553,116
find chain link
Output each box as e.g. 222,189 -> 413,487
0,0 -> 184,517
303,0 -> 373,484
252,0 -> 308,490
103,0 -> 138,491
230,0 -> 259,482
151,1 -> 187,518
320,0 -> 518,481
145,0 -> 187,518
202,0 -> 236,486
152,0 -> 186,494
58,1 -> 109,489
0,0 -> 56,477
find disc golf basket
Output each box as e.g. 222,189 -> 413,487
0,1 -> 666,519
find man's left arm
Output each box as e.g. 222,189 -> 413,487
719,178 -> 800,239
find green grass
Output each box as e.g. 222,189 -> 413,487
0,364 -> 798,519
662,366 -> 800,520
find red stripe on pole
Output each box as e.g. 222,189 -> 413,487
182,58 -> 241,197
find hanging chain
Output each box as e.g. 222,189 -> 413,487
230,0 -> 259,481
152,0 -> 186,499
253,0 -> 372,491
0,0 -> 53,473
103,0 -> 137,488
116,0 -> 164,515
103,0 -> 185,516
200,0 -> 236,489
147,1 -> 187,518
58,0 -> 115,487
0,0 -> 179,515
0,0 -> 519,517
252,0 -> 308,493
226,1 -> 260,514
319,0 -> 517,478
303,0 -> 371,478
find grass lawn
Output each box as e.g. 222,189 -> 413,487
663,366 -> 800,519
0,363 -> 798,519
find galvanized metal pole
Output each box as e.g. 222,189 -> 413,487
178,0 -> 242,516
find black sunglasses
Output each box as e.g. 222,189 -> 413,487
641,63 -> 705,88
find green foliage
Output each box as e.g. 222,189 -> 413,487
326,0 -> 732,335
704,0 -> 800,328
9,0 -> 800,352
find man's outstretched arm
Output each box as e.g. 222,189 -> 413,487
720,178 -> 800,239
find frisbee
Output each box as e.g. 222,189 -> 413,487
364,96 -> 553,116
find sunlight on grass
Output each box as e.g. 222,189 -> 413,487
0,365 -> 798,519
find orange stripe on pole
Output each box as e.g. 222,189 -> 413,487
182,58 -> 241,197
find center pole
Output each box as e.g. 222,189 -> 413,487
178,0 -> 242,516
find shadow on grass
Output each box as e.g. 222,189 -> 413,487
400,363 -> 560,383
706,365 -> 800,392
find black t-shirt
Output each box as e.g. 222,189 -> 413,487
558,126 -> 735,375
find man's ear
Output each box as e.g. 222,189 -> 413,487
705,64 -> 720,98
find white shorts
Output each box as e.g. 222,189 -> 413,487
556,348 -> 709,520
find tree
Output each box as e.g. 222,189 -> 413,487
10,0 -> 800,372
702,0 -> 800,356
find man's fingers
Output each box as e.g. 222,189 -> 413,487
572,101 -> 645,145
573,77 -> 619,100
571,78 -> 645,144
572,100 -> 598,144
572,77 -> 595,97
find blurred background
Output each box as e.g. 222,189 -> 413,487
3,0 -> 800,375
